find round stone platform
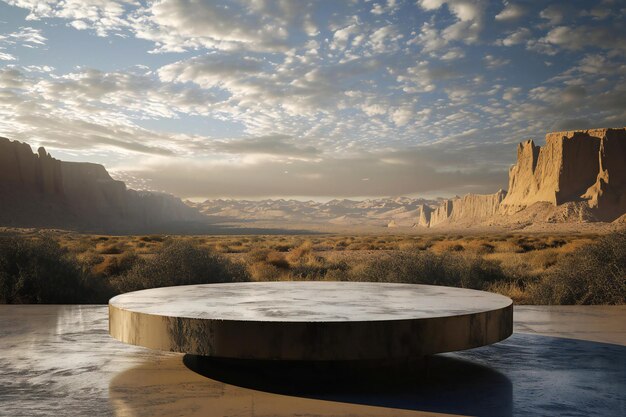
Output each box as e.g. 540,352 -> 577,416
109,282 -> 513,360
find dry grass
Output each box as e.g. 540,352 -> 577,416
0,229 -> 622,304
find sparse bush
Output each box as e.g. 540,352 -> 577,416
139,235 -> 164,243
100,252 -> 140,277
289,264 -> 329,280
352,249 -> 505,290
249,262 -> 282,281
1,231 -> 621,305
528,231 -> 626,304
447,243 -> 465,252
477,243 -> 495,254
272,243 -> 293,252
77,250 -> 105,268
111,240 -> 249,293
287,241 -> 314,264
487,280 -> 530,304
246,247 -> 272,263
266,251 -> 290,269
0,236 -> 88,303
99,242 -> 126,255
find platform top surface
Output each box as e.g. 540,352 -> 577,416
109,282 -> 511,322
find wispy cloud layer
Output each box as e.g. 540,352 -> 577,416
0,0 -> 624,198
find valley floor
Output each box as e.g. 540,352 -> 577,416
1,228 -> 624,305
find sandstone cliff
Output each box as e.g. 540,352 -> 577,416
420,127 -> 625,227
420,190 -> 507,227
0,137 -> 204,233
500,128 -> 626,221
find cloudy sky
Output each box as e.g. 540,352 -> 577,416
0,0 -> 624,200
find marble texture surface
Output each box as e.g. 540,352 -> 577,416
0,305 -> 624,417
109,282 -> 513,359
109,282 -> 512,321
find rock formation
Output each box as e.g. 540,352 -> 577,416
418,127 -> 626,227
420,190 -> 507,227
0,137 -> 204,233
2,127 -> 624,233
500,128 -> 626,221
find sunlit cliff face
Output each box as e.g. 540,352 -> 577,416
1,0 -> 624,199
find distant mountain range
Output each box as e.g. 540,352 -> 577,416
188,196 -> 439,229
1,127 -> 624,234
191,127 -> 626,232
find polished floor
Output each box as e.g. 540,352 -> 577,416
0,305 -> 624,417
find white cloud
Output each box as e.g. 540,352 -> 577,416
484,54 -> 510,69
0,51 -> 16,61
330,24 -> 360,51
0,27 -> 47,47
158,53 -> 266,89
5,0 -> 132,37
371,0 -> 399,16
495,3 -> 527,21
361,103 -> 388,116
397,61 -> 458,93
391,106 -> 413,126
367,25 -> 402,53
415,21 -> 447,52
70,20 -> 90,30
131,0 -> 320,53
502,87 -> 521,101
542,26 -> 626,53
418,0 -> 487,44
440,48 -> 465,61
539,5 -> 567,26
576,54 -> 625,75
496,27 -> 531,46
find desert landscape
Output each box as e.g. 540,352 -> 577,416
2,227 -> 625,305
1,127 -> 624,307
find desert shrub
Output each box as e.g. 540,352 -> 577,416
287,241 -> 314,263
413,240 -> 433,250
545,237 -> 567,248
528,231 -> 626,304
287,257 -> 350,281
139,235 -> 164,243
487,280 -> 530,304
324,268 -> 350,281
445,243 -> 465,252
266,251 -> 290,269
100,252 -> 140,277
249,262 -> 282,281
477,243 -> 496,254
272,243 -> 293,252
246,247 -> 272,263
397,240 -> 418,250
289,264 -> 328,280
352,249 -> 505,290
111,240 -> 249,293
495,240 -> 523,253
524,249 -> 560,271
214,243 -> 233,253
99,242 -> 126,254
77,250 -> 105,268
0,236 -> 88,303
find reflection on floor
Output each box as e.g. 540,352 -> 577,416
0,305 -> 624,417
182,334 -> 625,417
